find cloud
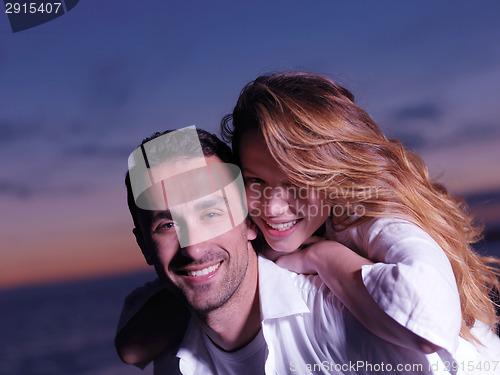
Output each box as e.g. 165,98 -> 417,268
384,91 -> 500,151
464,189 -> 500,207
444,123 -> 500,145
410,122 -> 500,150
0,181 -> 33,199
387,131 -> 425,150
0,111 -> 136,202
0,132 -> 130,201
392,102 -> 442,122
0,120 -> 44,144
62,143 -> 131,159
85,59 -> 136,109
0,48 -> 7,70
0,178 -> 92,200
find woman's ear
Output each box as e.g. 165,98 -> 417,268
246,218 -> 258,241
133,227 -> 154,266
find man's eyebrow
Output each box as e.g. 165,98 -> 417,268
193,195 -> 228,211
151,210 -> 173,222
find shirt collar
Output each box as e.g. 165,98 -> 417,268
174,256 -> 311,372
176,319 -> 213,375
257,255 -> 310,320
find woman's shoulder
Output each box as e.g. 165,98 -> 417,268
357,216 -> 425,237
457,320 -> 500,365
330,216 -> 450,266
340,216 -> 437,245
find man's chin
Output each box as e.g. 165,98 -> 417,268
184,296 -> 229,314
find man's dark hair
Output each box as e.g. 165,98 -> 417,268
125,128 -> 234,230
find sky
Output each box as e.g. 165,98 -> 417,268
1,0 -> 500,289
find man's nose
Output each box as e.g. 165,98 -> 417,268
178,223 -> 211,259
263,187 -> 289,217
180,240 -> 211,260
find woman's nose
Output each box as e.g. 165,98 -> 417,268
263,187 -> 289,217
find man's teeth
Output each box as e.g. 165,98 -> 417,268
267,220 -> 297,231
187,263 -> 220,277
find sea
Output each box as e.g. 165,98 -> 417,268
1,241 -> 499,375
0,270 -> 156,375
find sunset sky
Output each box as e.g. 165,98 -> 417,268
1,1 -> 500,289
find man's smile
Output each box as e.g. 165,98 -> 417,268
173,261 -> 224,282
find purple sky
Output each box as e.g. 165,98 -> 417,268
1,0 -> 500,288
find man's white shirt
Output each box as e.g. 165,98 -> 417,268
155,256 -> 435,374
126,218 -> 500,374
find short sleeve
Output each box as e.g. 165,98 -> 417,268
361,260 -> 461,353
337,218 -> 462,355
116,278 -> 165,334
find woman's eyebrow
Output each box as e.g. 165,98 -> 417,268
241,167 -> 259,175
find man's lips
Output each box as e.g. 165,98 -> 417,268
175,261 -> 222,277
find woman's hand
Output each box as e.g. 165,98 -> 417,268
275,249 -> 314,274
275,237 -> 441,354
274,238 -> 345,275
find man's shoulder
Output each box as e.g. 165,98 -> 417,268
154,350 -> 182,375
289,271 -> 345,315
257,256 -> 342,315
154,318 -> 214,375
258,255 -> 330,293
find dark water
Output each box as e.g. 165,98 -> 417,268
0,271 -> 156,375
475,237 -> 500,258
1,241 -> 499,375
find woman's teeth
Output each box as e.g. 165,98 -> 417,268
266,220 -> 297,231
187,263 -> 220,277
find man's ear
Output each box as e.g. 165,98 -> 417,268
133,227 -> 154,266
246,218 -> 258,241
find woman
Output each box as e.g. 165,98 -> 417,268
116,71 -> 500,367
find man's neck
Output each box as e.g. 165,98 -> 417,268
196,253 -> 261,352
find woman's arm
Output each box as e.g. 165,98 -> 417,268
115,288 -> 191,366
275,240 -> 441,354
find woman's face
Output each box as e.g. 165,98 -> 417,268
239,130 -> 330,253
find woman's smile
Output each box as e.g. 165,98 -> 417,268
239,130 -> 330,253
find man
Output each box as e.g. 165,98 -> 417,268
123,126 -> 266,374
120,126 -> 433,374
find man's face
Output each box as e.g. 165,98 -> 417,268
135,156 -> 257,313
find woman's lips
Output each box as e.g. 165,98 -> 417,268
266,220 -> 298,231
262,218 -> 302,238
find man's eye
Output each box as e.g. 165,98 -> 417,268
156,222 -> 175,231
202,211 -> 221,220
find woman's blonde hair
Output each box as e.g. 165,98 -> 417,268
221,71 -> 500,342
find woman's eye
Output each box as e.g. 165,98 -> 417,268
245,177 -> 265,184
